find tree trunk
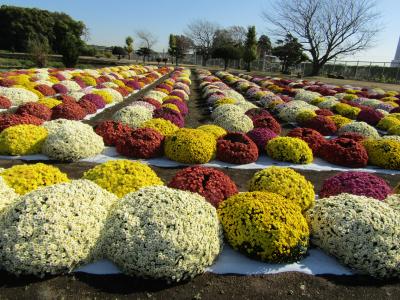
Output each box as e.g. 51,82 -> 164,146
309,60 -> 323,76
224,59 -> 228,70
176,56 -> 178,66
143,56 -> 145,63
246,61 -> 251,72
202,56 -> 208,66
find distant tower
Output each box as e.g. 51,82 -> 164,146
391,36 -> 400,67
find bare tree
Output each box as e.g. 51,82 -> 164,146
263,0 -> 381,75
228,26 -> 247,46
185,19 -> 219,66
136,30 -> 158,49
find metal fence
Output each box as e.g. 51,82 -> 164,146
182,55 -> 400,84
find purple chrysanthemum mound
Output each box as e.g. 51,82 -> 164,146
319,171 -> 392,200
153,107 -> 185,127
246,128 -> 278,151
163,99 -> 188,116
80,94 -> 106,109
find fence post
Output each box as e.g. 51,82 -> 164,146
354,61 -> 359,79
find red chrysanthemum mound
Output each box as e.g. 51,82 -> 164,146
0,113 -> 43,132
356,108 -> 384,126
315,109 -> 334,116
302,115 -> 337,136
245,108 -> 271,120
318,138 -> 368,168
338,132 -> 366,142
168,166 -> 238,207
52,83 -> 68,94
217,132 -> 259,164
252,115 -> 281,134
94,120 -> 132,146
16,102 -> 52,121
78,99 -> 97,115
0,78 -> 16,87
57,94 -> 77,104
34,84 -> 56,96
51,102 -> 87,120
115,87 -> 130,97
287,128 -> 326,155
319,171 -> 392,200
0,96 -> 12,109
143,98 -> 162,109
116,127 -> 164,159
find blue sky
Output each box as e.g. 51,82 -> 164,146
2,0 -> 400,62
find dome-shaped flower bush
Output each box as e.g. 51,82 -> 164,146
83,160 -> 163,197
333,103 -> 361,119
81,94 -> 106,109
0,124 -> 47,155
92,90 -> 114,104
319,138 -> 368,168
197,124 -> 227,139
363,139 -> 400,170
116,128 -> 164,159
94,120 -> 133,146
252,115 -> 281,134
38,97 -> 62,109
246,128 -> 277,151
302,115 -> 337,135
0,180 -> 118,276
245,108 -> 271,120
385,194 -> 400,212
153,107 -> 185,127
306,194 -> 400,279
216,133 -> 259,164
211,104 -> 244,120
377,115 -> 400,131
168,166 -> 238,207
315,109 -> 334,116
0,163 -> 69,195
34,84 -> 56,97
266,137 -> 313,164
319,171 -> 392,200
218,191 -> 309,263
51,102 -> 86,120
102,186 -> 222,282
214,113 -> 254,133
16,102 -> 52,121
338,121 -> 379,139
248,167 -> 315,211
42,121 -> 104,161
78,99 -> 97,115
287,128 -> 326,155
356,108 -> 384,126
165,128 -> 216,164
140,118 -> 178,136
0,176 -> 18,214
338,132 -> 366,142
0,87 -> 39,106
328,114 -> 353,128
0,113 -> 43,132
112,106 -> 153,128
0,95 -> 12,109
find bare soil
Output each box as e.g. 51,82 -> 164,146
0,69 -> 399,299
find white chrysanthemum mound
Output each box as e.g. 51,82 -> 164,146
103,186 -> 223,282
42,120 -> 104,161
112,106 -> 153,128
0,180 -> 118,276
67,91 -> 85,101
59,80 -> 82,92
294,90 -> 321,103
0,176 -> 18,214
385,194 -> 400,212
338,121 -> 380,139
306,193 -> 400,279
211,104 -> 244,120
0,87 -> 39,106
101,88 -> 123,102
214,112 -> 254,133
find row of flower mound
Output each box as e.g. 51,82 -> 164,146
0,161 -> 398,280
199,69 -> 400,170
0,65 -> 171,123
93,68 -> 192,159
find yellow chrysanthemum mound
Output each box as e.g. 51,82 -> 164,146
363,139 -> 400,170
197,124 -> 227,139
0,125 -> 48,156
141,118 -> 178,136
328,115 -> 352,128
164,128 -> 217,164
0,163 -> 69,195
83,160 -> 163,197
214,97 -> 237,107
92,90 -> 114,104
266,137 -> 313,164
38,98 -> 62,108
248,167 -> 315,211
218,191 -> 309,263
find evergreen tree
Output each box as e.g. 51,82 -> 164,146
243,26 -> 257,71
